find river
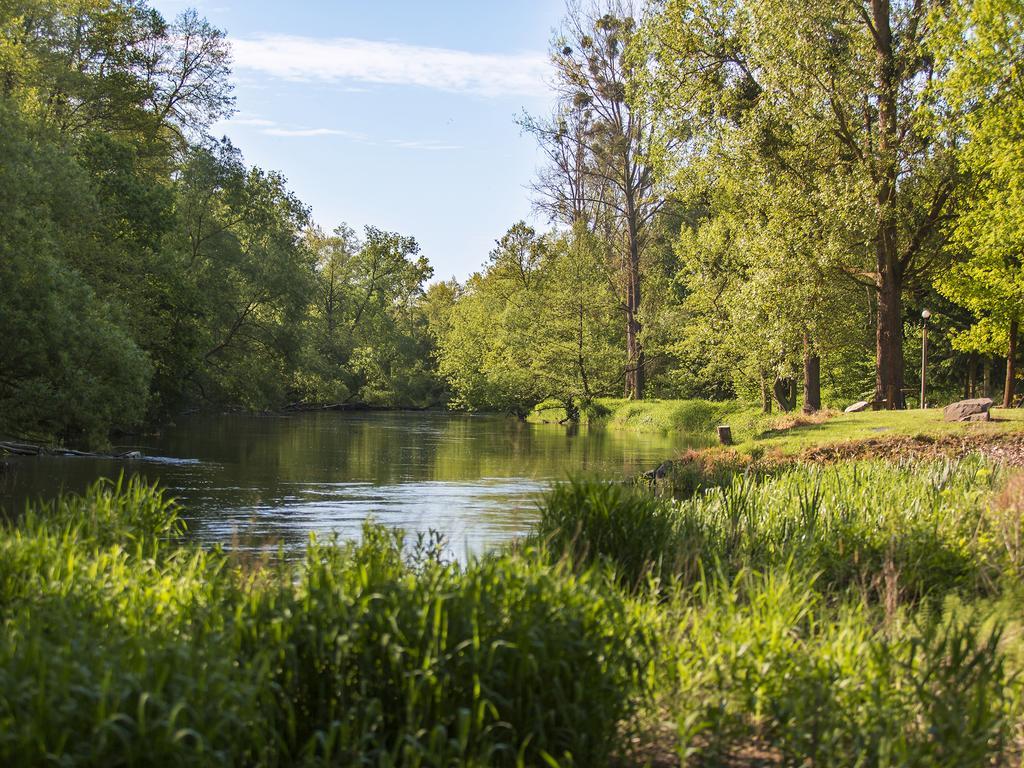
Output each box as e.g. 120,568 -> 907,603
0,411 -> 700,558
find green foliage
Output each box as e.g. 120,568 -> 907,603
0,479 -> 650,767
933,0 -> 1024,358
436,223 -> 622,415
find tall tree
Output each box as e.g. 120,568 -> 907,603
933,0 -> 1024,407
525,1 -> 667,399
639,0 -> 957,407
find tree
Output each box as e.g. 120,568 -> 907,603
302,225 -> 438,407
164,140 -> 315,410
525,1 -> 667,399
933,0 -> 1024,407
436,223 -> 621,415
0,105 -> 150,444
638,0 -> 958,407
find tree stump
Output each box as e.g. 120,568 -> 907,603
717,425 -> 733,446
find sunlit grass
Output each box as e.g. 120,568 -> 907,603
3,460 -> 1024,765
745,406 -> 1024,455
531,397 -> 1024,459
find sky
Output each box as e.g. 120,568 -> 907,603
151,0 -> 564,281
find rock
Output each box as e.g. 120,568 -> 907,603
845,401 -> 870,413
943,397 -> 993,422
641,461 -> 674,482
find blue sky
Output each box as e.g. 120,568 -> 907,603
152,0 -> 564,280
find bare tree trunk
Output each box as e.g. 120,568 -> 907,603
965,355 -> 977,400
1004,319 -> 1019,408
984,359 -> 993,398
872,0 -> 906,410
803,333 -> 821,413
624,206 -> 644,400
761,375 -> 772,414
773,377 -> 797,412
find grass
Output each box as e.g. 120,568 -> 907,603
4,458 -> 1024,765
528,397 -> 766,441
530,397 -> 1024,465
0,478 -> 649,767
744,406 -> 1024,456
536,459 -> 1024,766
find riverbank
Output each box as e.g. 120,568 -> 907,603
530,397 -> 1024,457
528,397 -> 767,437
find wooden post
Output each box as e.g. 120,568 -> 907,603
717,425 -> 733,446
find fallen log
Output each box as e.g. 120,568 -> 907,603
0,440 -> 142,460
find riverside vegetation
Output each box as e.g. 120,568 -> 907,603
7,0 -> 1024,448
3,455 -> 1024,766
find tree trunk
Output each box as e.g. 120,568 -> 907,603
623,212 -> 644,400
872,0 -> 905,410
965,355 -> 977,400
803,333 -> 821,413
773,377 -> 797,412
875,272 -> 904,408
1004,319 -> 1019,408
984,359 -> 993,398
761,375 -> 772,414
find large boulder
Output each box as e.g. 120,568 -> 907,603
943,397 -> 993,422
845,401 -> 870,413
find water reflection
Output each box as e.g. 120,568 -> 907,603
1,411 -> 702,557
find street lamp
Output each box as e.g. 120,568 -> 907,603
921,309 -> 931,409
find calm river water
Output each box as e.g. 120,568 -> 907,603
0,411 -> 700,557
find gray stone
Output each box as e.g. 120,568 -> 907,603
943,397 -> 993,422
844,401 -> 870,413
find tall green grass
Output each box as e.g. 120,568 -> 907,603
0,477 -> 650,767
540,459 -> 1010,602
657,568 -> 1014,766
2,460 -> 1022,766
535,459 -> 1023,765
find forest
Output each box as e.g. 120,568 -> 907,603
2,0 -> 1023,445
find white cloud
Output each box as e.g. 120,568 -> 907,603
263,126 -> 365,138
215,115 -> 461,150
230,34 -> 549,98
386,138 -> 462,151
231,116 -> 276,127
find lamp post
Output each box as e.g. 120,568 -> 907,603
921,309 -> 931,409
